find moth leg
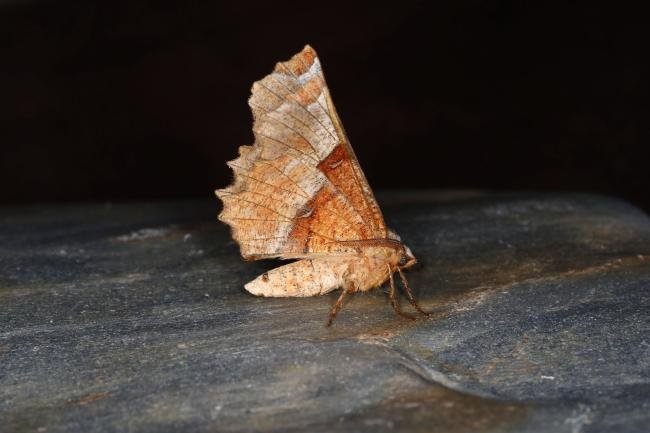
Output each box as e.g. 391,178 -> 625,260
327,284 -> 354,327
388,265 -> 415,320
397,267 -> 430,316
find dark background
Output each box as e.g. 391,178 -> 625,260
2,1 -> 648,210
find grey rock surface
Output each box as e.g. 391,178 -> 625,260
1,191 -> 649,432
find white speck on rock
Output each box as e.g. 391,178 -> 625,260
363,419 -> 394,428
116,228 -> 171,242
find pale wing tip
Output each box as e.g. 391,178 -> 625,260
296,44 -> 318,64
302,44 -> 317,55
270,44 -> 319,77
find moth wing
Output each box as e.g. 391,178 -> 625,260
216,45 -> 387,260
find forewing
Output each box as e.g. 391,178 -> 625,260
216,45 -> 387,260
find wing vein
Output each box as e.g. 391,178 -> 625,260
251,103 -> 322,158
278,61 -> 331,119
225,217 -> 292,222
258,78 -> 339,144
233,187 -> 362,236
231,172 -> 363,232
228,166 -> 310,199
255,159 -> 312,197
250,81 -> 340,149
265,152 -> 378,233
252,130 -> 320,164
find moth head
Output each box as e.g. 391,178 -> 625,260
398,245 -> 417,269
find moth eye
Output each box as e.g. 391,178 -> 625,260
399,254 -> 408,266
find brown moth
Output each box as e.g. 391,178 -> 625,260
216,45 -> 427,325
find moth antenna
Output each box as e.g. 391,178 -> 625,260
397,267 -> 430,316
388,265 -> 415,321
327,284 -> 354,326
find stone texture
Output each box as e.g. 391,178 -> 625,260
1,191 -> 649,432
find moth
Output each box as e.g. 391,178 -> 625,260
216,45 -> 427,325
